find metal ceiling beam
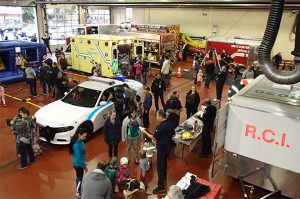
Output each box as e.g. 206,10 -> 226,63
32,1 -> 300,9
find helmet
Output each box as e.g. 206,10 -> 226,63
120,157 -> 129,165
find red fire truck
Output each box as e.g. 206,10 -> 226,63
206,36 -> 262,66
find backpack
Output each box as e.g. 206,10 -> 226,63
127,118 -> 140,138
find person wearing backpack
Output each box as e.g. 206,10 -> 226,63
10,107 -> 35,169
122,110 -> 142,165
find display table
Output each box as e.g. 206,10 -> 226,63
172,99 -> 220,164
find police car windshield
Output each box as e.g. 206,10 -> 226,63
62,86 -> 101,108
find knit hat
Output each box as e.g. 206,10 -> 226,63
120,157 -> 128,165
110,157 -> 117,167
167,185 -> 184,199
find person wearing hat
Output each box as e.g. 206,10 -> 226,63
105,157 -> 120,193
116,157 -> 131,192
81,160 -> 112,199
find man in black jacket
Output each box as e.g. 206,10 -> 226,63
165,91 -> 182,128
185,86 -> 200,119
200,99 -> 216,158
204,59 -> 215,89
151,74 -> 166,111
41,31 -> 52,55
215,66 -> 228,100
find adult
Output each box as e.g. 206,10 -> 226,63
39,62 -> 51,95
165,91 -> 182,128
122,110 -> 142,164
10,107 -> 35,169
69,128 -> 88,198
81,160 -> 112,199
199,99 -> 216,158
215,66 -> 228,100
25,63 -> 38,97
161,56 -> 171,87
253,61 -> 262,78
41,31 -> 52,55
120,54 -> 129,77
151,74 -> 166,111
0,27 -> 4,40
56,72 -> 69,99
273,52 -> 282,70
43,55 -> 53,69
185,86 -> 200,119
194,56 -> 201,85
50,62 -> 60,98
242,65 -> 255,79
103,110 -> 122,159
141,58 -> 149,86
182,43 -> 189,61
134,60 -> 142,82
140,110 -> 175,194
220,50 -> 227,67
15,53 -> 21,75
58,53 -> 68,71
31,33 -> 37,42
204,59 -> 215,89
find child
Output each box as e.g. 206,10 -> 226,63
105,157 -> 120,193
142,87 -> 152,128
197,69 -> 203,86
116,157 -> 131,192
136,95 -> 143,119
139,150 -> 150,187
0,82 -> 7,107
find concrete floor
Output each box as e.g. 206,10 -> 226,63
0,60 -> 285,199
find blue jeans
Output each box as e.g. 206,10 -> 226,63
142,72 -> 147,85
18,143 -> 35,167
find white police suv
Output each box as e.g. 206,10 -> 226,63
35,76 -> 143,144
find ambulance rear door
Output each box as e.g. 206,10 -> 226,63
134,42 -> 144,58
111,45 -> 118,75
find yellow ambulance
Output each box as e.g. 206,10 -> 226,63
64,34 -> 143,77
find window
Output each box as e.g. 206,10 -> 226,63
46,5 -> 79,45
125,8 -> 132,22
87,7 -> 110,24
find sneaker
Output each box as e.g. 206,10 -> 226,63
17,165 -> 28,169
18,87 -> 22,90
3,104 -> 7,107
43,93 -> 46,96
114,185 -> 119,193
153,187 -> 166,194
29,161 -> 36,165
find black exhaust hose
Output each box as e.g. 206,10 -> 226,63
258,0 -> 300,85
292,11 -> 300,57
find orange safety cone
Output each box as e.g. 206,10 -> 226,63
192,60 -> 195,69
177,66 -> 182,78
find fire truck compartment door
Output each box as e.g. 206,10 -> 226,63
224,104 -> 300,173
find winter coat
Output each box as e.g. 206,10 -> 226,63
81,169 -> 112,199
11,118 -> 30,144
103,116 -> 122,145
39,64 -> 50,81
72,140 -> 86,169
185,90 -> 200,109
143,93 -> 152,110
135,63 -> 142,75
151,78 -> 166,94
117,165 -> 130,183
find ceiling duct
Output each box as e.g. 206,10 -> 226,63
32,0 -> 300,9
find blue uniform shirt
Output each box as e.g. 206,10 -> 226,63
153,119 -> 175,153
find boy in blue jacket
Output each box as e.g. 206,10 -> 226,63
142,87 -> 152,128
